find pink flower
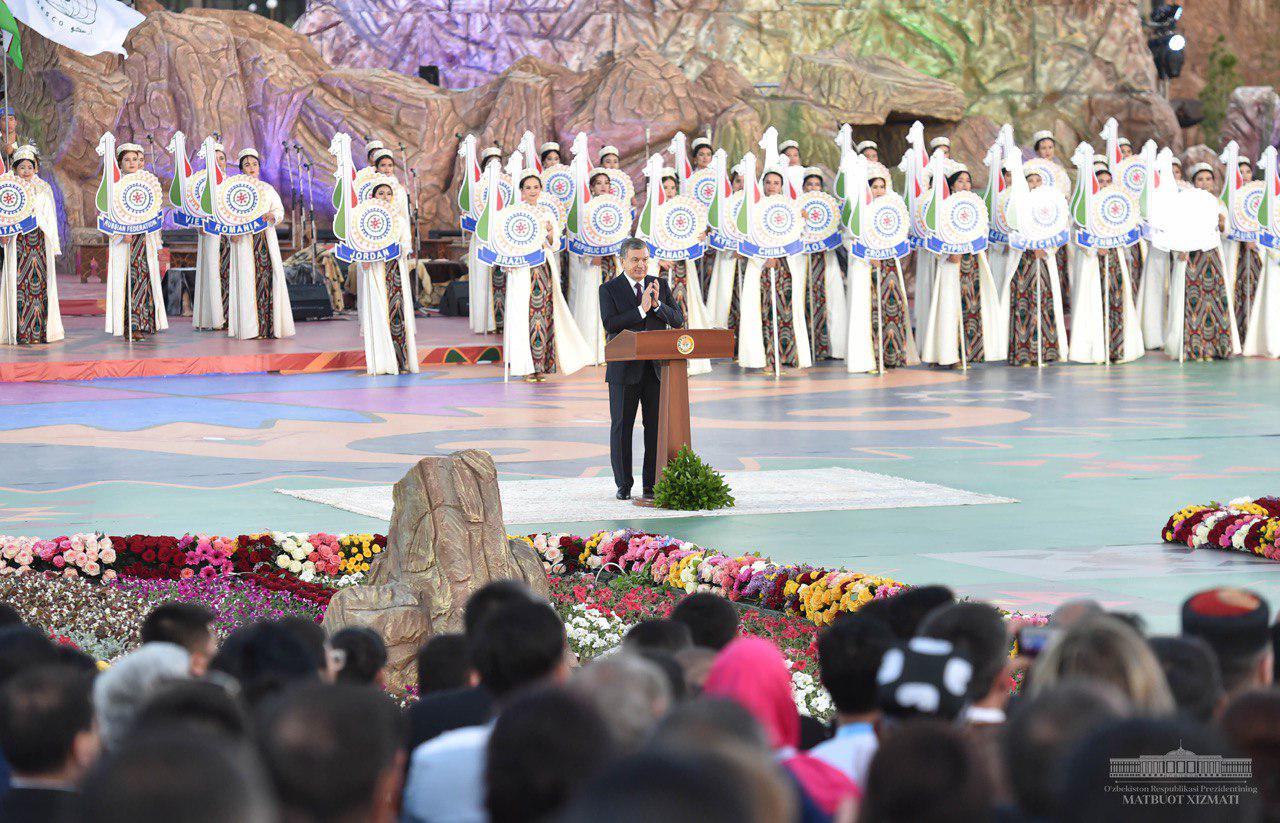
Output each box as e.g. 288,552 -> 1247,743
82,561 -> 100,577
51,556 -> 65,569
102,570 -> 117,582
62,568 -> 78,579
199,566 -> 218,580
180,568 -> 195,580
99,547 -> 116,564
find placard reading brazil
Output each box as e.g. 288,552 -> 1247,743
0,175 -> 36,237
477,204 -> 547,268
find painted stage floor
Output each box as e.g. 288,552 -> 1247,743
2,354 -> 1279,630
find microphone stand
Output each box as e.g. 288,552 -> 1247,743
281,140 -> 297,249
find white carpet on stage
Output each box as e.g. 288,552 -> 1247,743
277,468 -> 1016,525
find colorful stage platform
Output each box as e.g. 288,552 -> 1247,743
0,313 -> 501,382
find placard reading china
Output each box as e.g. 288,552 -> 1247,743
799,191 -> 842,253
1227,180 -> 1264,243
98,171 -> 164,235
708,191 -> 744,253
647,195 -> 706,261
1076,186 -> 1141,249
687,168 -> 718,210
923,191 -> 988,255
477,203 -> 548,267
568,194 -> 630,256
1009,188 -> 1070,251
850,191 -> 912,261
335,200 -> 402,263
461,176 -> 514,233
743,194 -> 803,259
209,174 -> 270,236
0,174 -> 37,237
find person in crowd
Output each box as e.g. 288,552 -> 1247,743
1,146 -> 63,345
485,687 -> 615,823
868,584 -> 955,640
876,637 -> 973,724
0,664 -> 99,823
128,680 -> 251,744
0,605 -> 19,628
92,642 -> 190,750
623,619 -> 693,654
259,683 -> 405,823
570,653 -> 671,750
140,603 -> 218,677
1057,718 -> 1258,822
277,616 -> 337,681
330,626 -> 388,687
1148,635 -> 1225,722
636,649 -> 689,703
227,148 -> 294,340
675,647 -> 718,694
1180,587 -> 1273,699
415,634 -> 471,695
1219,690 -> 1280,823
999,681 -> 1129,823
810,612 -> 895,787
208,620 -> 321,707
1048,598 -> 1102,628
703,637 -> 859,815
858,720 -> 995,823
671,592 -> 741,651
406,580 -> 537,751
402,600 -> 569,823
1029,614 -> 1174,715
68,729 -> 275,823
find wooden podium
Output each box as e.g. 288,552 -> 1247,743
604,329 -> 736,481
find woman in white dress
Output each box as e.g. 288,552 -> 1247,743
358,182 -> 419,375
568,169 -> 618,363
503,169 -> 592,381
1000,170 -> 1069,366
193,143 -> 230,330
801,170 -> 848,360
1224,157 -> 1265,342
1136,157 -> 1181,349
0,146 -> 62,345
468,146 -> 503,334
1068,162 -> 1144,364
706,170 -> 745,328
737,168 -> 813,373
227,149 -> 294,340
919,166 -> 1004,367
649,169 -> 712,375
846,173 -> 919,373
105,143 -> 167,340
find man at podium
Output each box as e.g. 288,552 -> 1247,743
600,238 -> 686,499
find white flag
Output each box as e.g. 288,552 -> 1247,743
6,0 -> 145,57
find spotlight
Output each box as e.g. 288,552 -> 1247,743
1169,34 -> 1185,51
266,0 -> 277,7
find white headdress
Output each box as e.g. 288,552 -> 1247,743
370,148 -> 393,164
539,141 -> 561,155
779,139 -> 799,152
11,145 -> 37,165
238,147 -> 260,163
929,136 -> 951,149
855,140 -> 878,153
116,142 -> 144,157
1187,162 -> 1213,179
598,145 -> 619,160
1031,130 -> 1055,146
365,140 -> 385,155
691,137 -> 712,151
480,146 -> 502,161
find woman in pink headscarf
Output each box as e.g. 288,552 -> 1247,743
704,637 -> 861,816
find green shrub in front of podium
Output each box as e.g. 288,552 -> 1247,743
652,446 -> 734,511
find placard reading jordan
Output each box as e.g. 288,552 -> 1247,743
477,203 -> 548,268
850,191 -> 912,261
209,174 -> 270,236
799,191 -> 842,253
98,171 -> 164,235
744,194 -> 804,259
335,200 -> 402,263
1009,188 -> 1070,251
647,195 -> 706,261
1076,186 -> 1141,249
0,174 -> 37,237
924,191 -> 988,255
568,193 -> 629,256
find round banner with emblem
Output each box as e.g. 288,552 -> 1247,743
1081,185 -> 1141,248
1024,159 -> 1071,197
215,174 -> 269,226
0,174 -> 32,226
1114,157 -> 1147,199
113,171 -> 164,225
603,169 -> 635,206
541,166 -> 575,207
181,174 -> 208,218
709,191 -> 745,252
478,203 -> 547,267
799,190 -> 841,253
924,191 -> 988,255
650,194 -> 706,260
1232,180 -> 1265,235
851,191 -> 911,261
537,191 -> 567,228
990,188 -> 1013,241
1010,188 -> 1070,250
571,193 -> 631,256
348,200 -> 401,252
748,194 -> 803,258
687,168 -> 718,209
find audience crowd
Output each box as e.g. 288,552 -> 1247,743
0,582 -> 1276,822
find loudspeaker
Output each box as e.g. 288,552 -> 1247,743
437,278 -> 469,316
418,65 -> 440,86
288,281 -> 334,321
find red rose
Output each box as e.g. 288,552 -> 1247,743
142,550 -> 157,563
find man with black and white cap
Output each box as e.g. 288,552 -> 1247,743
1181,587 -> 1273,698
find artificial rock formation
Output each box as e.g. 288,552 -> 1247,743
321,450 -> 548,691
1222,87 -> 1280,163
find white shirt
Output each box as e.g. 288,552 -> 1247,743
401,723 -> 493,823
809,721 -> 878,788
626,275 -> 649,318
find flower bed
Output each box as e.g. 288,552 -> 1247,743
1162,497 -> 1280,561
526,530 -> 908,626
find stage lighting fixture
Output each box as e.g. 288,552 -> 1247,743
1146,2 -> 1186,80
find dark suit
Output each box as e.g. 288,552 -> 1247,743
599,273 -> 685,494
0,786 -> 74,823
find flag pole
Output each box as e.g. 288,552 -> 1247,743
876,260 -> 885,374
